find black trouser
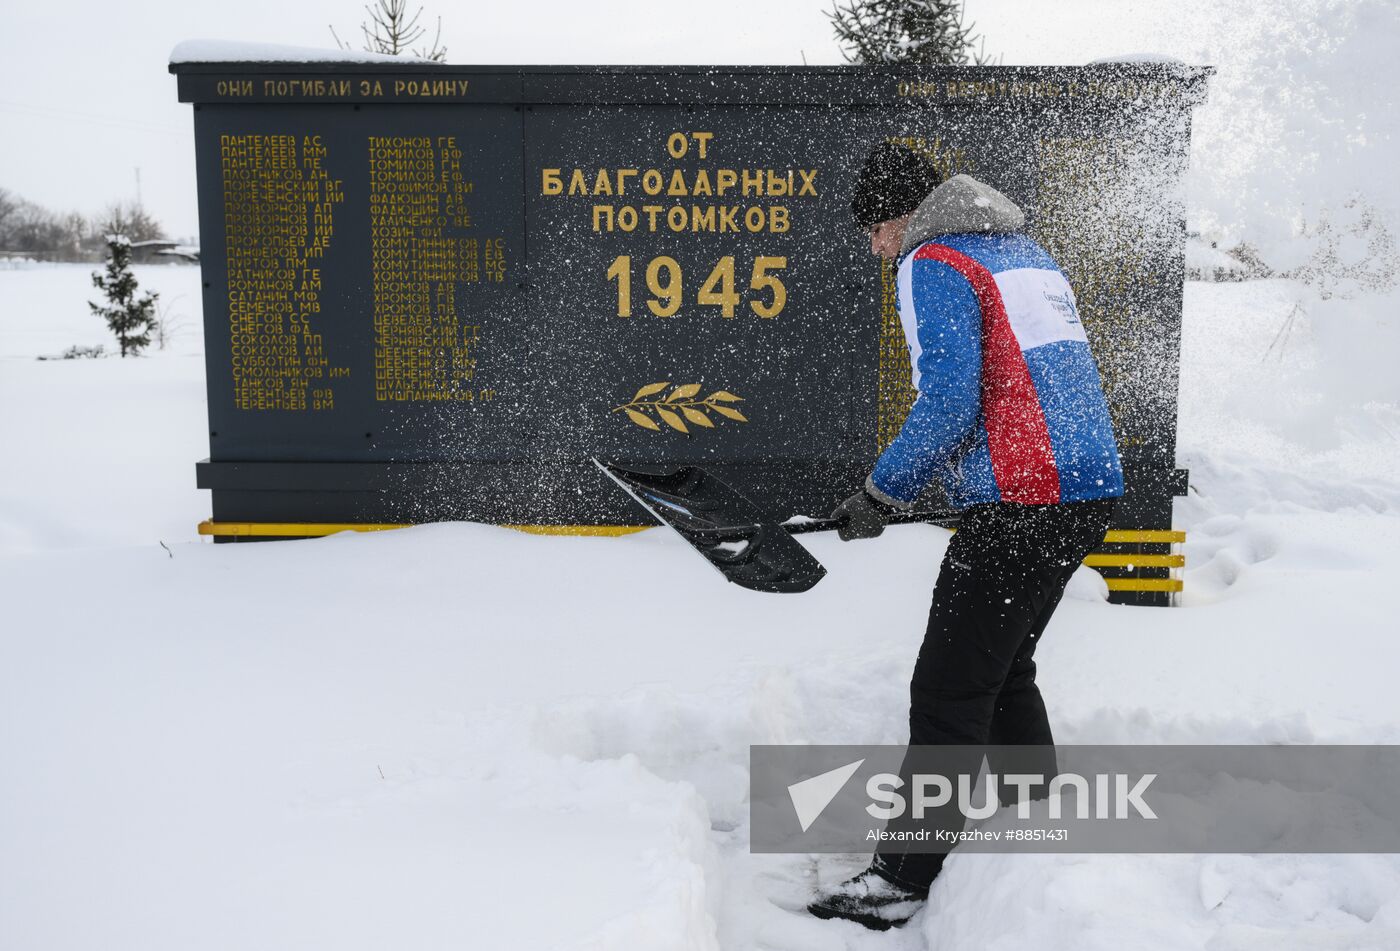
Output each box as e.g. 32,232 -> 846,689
872,497 -> 1117,891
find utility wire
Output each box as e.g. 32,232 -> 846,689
0,99 -> 183,137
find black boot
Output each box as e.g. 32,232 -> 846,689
806,866 -> 925,930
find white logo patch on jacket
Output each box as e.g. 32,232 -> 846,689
992,267 -> 1089,352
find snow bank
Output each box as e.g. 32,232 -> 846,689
4,247 -> 1400,947
169,39 -> 443,66
926,852 -> 1400,950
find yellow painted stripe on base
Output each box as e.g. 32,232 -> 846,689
504,524 -> 650,537
198,520 -> 411,537
197,520 -> 650,538
1104,577 -> 1183,593
1084,553 -> 1185,568
1104,529 -> 1186,543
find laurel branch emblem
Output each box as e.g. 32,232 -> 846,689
612,382 -> 747,434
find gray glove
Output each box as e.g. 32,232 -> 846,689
832,488 -> 890,541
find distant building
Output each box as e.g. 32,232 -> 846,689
129,239 -> 200,264
1185,232 -> 1272,282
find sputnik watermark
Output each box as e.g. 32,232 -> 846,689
865,771 -> 1157,821
787,758 -> 864,832
788,761 -> 1156,832
752,744 -> 1400,854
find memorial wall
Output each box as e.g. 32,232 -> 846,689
172,61 -> 1212,603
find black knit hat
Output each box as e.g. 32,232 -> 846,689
850,142 -> 944,231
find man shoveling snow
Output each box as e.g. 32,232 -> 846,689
810,141 -> 1125,930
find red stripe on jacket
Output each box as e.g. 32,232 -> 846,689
912,243 -> 1061,504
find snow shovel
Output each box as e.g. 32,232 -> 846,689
595,459 -> 960,594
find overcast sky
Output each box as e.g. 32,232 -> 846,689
0,0 -> 1202,238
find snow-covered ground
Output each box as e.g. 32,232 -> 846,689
3,262 -> 1400,949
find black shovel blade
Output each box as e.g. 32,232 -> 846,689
595,460 -> 828,594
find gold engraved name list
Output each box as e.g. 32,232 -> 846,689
221,133 -> 346,411
369,135 -> 506,403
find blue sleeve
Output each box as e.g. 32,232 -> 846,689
867,257 -> 982,507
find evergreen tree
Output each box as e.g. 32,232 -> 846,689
330,0 -> 447,62
827,0 -> 984,65
89,234 -> 157,357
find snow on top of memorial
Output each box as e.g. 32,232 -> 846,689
168,39 -> 443,66
1087,52 -> 1188,64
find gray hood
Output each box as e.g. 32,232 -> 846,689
897,173 -> 1027,259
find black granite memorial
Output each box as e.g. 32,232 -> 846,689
171,58 -> 1212,604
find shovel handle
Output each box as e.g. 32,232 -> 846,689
780,510 -> 962,536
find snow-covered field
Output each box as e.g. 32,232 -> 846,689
3,262 -> 1400,949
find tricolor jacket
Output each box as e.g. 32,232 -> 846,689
867,174 -> 1125,510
